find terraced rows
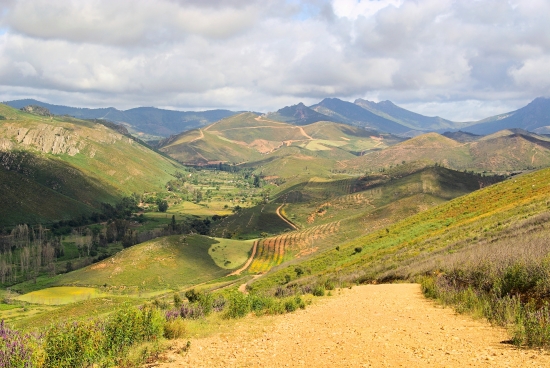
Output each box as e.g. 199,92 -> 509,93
248,221 -> 341,273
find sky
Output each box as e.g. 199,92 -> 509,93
0,0 -> 549,121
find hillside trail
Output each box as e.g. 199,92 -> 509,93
276,204 -> 298,230
152,284 -> 550,367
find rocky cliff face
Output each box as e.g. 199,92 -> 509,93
0,121 -> 129,157
9,125 -> 81,155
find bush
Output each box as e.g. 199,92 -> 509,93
312,285 -> 325,297
225,292 -> 250,319
163,319 -> 186,339
324,280 -> 335,290
44,320 -> 103,368
284,299 -> 297,312
103,305 -> 164,357
184,289 -> 200,303
0,320 -> 43,368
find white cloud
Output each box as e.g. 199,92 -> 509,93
0,0 -> 548,120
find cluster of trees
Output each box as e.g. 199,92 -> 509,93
0,224 -> 63,284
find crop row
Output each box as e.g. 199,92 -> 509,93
248,221 -> 341,273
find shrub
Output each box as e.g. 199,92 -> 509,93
312,285 -> 325,297
284,299 -> 297,312
176,304 -> 205,320
44,320 -> 104,368
212,295 -> 226,312
184,289 -> 200,303
0,320 -> 43,368
354,247 -> 362,254
103,305 -> 164,357
225,292 -> 250,319
324,280 -> 335,290
173,293 -> 183,308
163,319 -> 186,339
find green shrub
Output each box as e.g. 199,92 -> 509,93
284,299 -> 297,312
103,305 -> 163,356
324,280 -> 335,290
44,320 -> 104,368
174,293 -> 183,308
164,319 -> 186,339
312,285 -> 325,297
225,292 -> 250,319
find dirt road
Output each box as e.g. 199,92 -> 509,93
155,284 -> 550,367
276,204 -> 298,230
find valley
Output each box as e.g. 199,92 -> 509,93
1,98 -> 550,366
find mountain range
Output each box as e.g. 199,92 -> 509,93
2,99 -> 238,138
4,96 -> 550,139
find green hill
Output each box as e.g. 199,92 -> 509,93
251,165 -> 550,290
0,103 -> 183,226
50,234 -> 253,292
344,130 -> 550,173
158,113 -> 404,166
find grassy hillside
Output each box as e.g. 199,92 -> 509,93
158,113 -> 404,166
250,165 -> 550,292
50,234 -> 252,292
212,166 -> 500,274
344,130 -> 550,173
0,103 -> 183,225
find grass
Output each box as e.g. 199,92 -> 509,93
14,287 -> 107,305
50,234 -> 237,292
211,203 -> 294,239
250,166 -> 550,294
207,238 -> 255,269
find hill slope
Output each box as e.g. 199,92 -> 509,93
50,234 -> 253,292
158,113 -> 404,165
251,163 -> 550,292
344,130 -> 550,172
0,103 -> 183,226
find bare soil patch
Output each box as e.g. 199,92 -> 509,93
153,284 -> 550,367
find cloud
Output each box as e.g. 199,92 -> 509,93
0,0 -> 548,120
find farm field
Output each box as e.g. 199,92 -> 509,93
14,286 -> 106,305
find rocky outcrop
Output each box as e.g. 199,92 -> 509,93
20,105 -> 53,117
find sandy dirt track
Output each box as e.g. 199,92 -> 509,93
153,284 -> 550,367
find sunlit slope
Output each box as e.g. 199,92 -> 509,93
213,167 -> 498,273
158,113 -> 404,165
53,234 -> 253,291
0,104 -> 181,192
251,165 -> 550,289
344,131 -> 550,172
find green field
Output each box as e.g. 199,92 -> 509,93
15,287 -> 107,305
208,238 -> 255,269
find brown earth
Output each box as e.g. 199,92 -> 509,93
152,284 -> 550,367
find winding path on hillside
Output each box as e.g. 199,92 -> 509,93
153,284 -> 550,367
228,240 -> 259,276
276,204 -> 298,230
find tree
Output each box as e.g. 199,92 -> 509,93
158,200 -> 168,212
